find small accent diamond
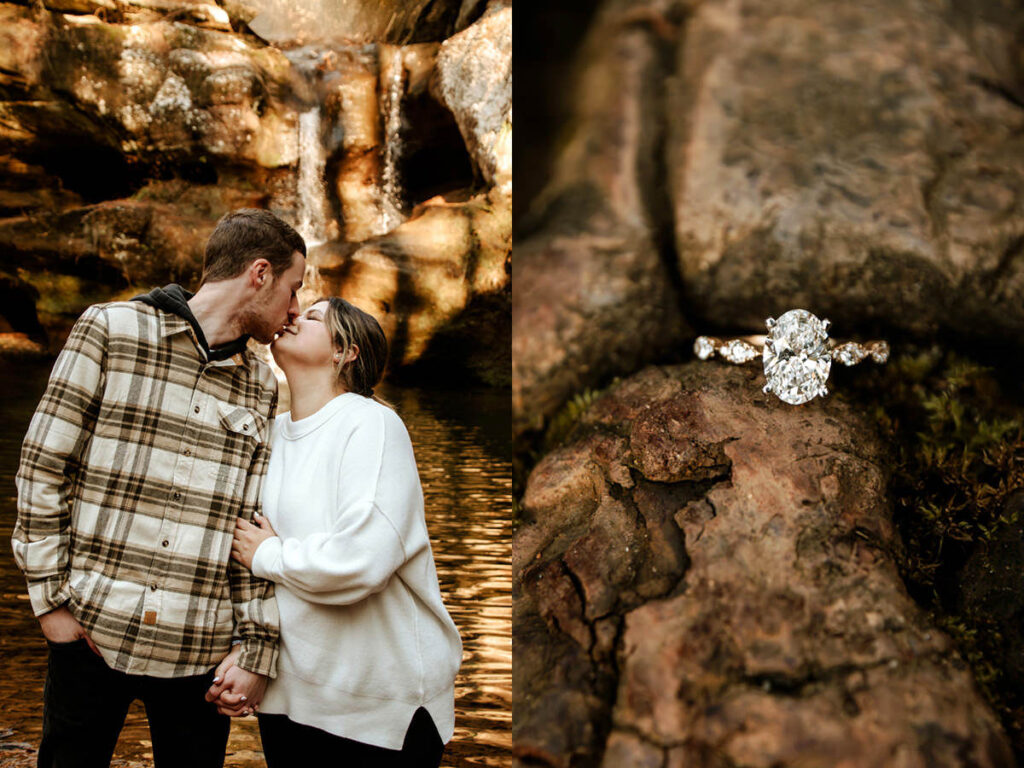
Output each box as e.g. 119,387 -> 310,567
719,339 -> 758,364
832,342 -> 867,366
694,336 -> 716,360
869,341 -> 890,363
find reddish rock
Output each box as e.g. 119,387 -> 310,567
514,363 -> 1014,767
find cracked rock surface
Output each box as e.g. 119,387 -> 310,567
513,363 -> 1014,767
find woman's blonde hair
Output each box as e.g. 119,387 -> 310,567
320,297 -> 390,404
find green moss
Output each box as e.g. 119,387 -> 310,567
16,268 -> 124,317
843,346 -> 1024,753
542,386 -> 608,454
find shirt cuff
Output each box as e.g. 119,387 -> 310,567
27,575 -> 74,618
250,536 -> 282,581
236,637 -> 278,678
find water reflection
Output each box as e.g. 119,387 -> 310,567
0,364 -> 511,767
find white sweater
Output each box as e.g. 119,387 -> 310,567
251,393 -> 463,749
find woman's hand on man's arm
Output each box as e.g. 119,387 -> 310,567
231,514 -> 278,570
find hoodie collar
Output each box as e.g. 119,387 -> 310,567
132,284 -> 251,363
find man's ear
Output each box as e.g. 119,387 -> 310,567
250,259 -> 271,287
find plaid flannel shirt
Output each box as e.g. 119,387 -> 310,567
13,301 -> 280,678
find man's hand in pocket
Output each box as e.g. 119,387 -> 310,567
39,606 -> 102,656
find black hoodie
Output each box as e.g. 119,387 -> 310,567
132,284 -> 249,362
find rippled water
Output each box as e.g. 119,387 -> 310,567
0,363 -> 511,767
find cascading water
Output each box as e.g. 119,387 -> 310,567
378,48 -> 405,235
285,45 -> 334,302
296,107 -> 330,249
280,42 -> 412,306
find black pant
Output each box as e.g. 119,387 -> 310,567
38,638 -> 230,768
257,707 -> 445,768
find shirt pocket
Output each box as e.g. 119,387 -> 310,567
217,402 -> 264,437
209,402 -> 267,480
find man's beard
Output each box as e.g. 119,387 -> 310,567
239,301 -> 280,344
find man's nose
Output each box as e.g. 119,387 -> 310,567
287,297 -> 300,322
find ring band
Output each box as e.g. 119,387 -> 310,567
693,309 -> 889,405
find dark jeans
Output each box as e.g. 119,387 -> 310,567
257,707 -> 445,768
38,638 -> 230,768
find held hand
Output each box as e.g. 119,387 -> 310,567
212,643 -> 242,684
231,514 -> 277,571
205,660 -> 269,717
205,645 -> 242,714
38,606 -> 102,656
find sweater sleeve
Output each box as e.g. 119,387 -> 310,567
250,407 -> 417,606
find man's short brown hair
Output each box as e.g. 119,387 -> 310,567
202,209 -> 306,284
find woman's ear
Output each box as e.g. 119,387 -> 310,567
333,345 -> 359,365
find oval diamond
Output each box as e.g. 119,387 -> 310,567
763,309 -> 832,405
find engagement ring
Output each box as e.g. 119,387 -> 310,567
693,309 -> 889,405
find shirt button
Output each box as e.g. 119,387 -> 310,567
161,540 -> 169,548
150,584 -> 158,591
183,449 -> 191,457
173,491 -> 181,500
194,405 -> 200,414
242,424 -> 249,431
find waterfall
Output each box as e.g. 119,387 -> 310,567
378,48 -> 405,235
287,43 -> 407,250
296,106 -> 330,249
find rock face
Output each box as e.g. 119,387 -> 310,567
311,186 -> 511,386
432,2 -> 511,190
669,0 -> 1024,343
244,0 -> 487,46
0,5 -> 301,167
514,363 -> 1014,766
512,1 -> 690,435
0,0 -> 510,384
